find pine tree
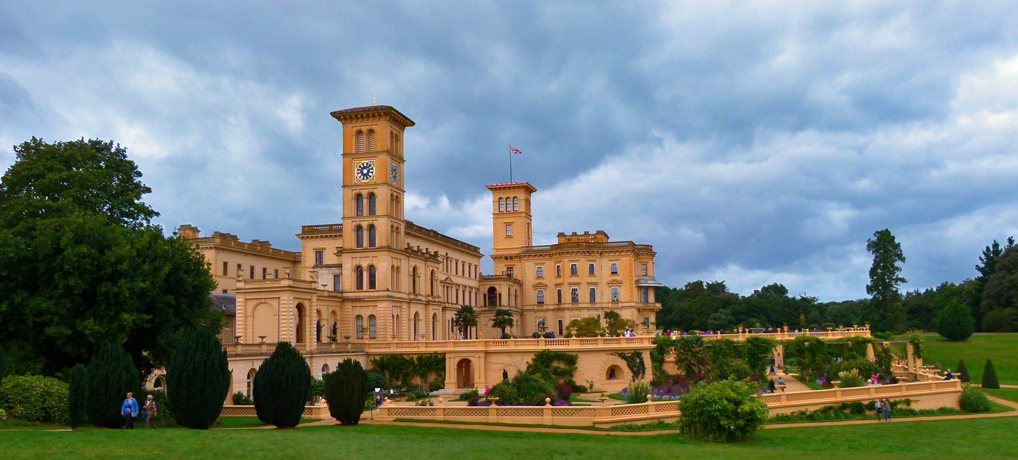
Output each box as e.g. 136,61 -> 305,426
325,359 -> 368,425
67,364 -> 88,430
86,344 -> 140,428
253,342 -> 311,428
957,360 -> 970,383
866,229 -> 907,333
982,359 -> 1000,389
166,328 -> 231,429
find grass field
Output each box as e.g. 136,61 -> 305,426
986,389 -> 1018,404
920,333 -> 1018,384
2,418 -> 1018,459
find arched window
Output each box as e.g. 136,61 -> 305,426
356,225 -> 364,248
513,197 -> 519,212
356,130 -> 365,152
355,266 -> 364,290
432,313 -> 438,340
368,315 -> 377,339
321,364 -> 330,377
368,265 -> 377,289
368,225 -> 376,247
246,369 -> 257,398
355,194 -> 364,216
368,193 -> 376,215
367,130 -> 376,151
355,315 -> 364,339
498,198 -> 504,212
412,266 -> 418,294
430,270 -> 436,295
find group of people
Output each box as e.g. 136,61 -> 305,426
120,392 -> 158,429
874,399 -> 893,421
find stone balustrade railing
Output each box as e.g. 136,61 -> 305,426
375,379 -> 962,428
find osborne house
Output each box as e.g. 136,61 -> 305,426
171,104 -> 663,397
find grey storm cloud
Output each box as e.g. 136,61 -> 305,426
1,1 -> 1017,301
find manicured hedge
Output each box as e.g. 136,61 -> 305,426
253,342 -> 311,428
166,328 -> 231,429
0,375 -> 69,423
678,379 -> 768,442
325,359 -> 367,425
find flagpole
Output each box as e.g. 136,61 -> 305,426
509,144 -> 513,183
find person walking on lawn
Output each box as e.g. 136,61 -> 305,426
144,395 -> 158,429
121,392 -> 139,429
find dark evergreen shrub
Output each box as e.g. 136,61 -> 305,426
935,299 -> 975,341
253,342 -> 311,428
166,328 -> 231,429
232,392 -> 253,405
959,386 -> 991,413
325,358 -> 368,425
0,344 -> 6,389
86,344 -> 140,428
957,360 -> 970,383
982,359 -> 1000,389
67,364 -> 87,430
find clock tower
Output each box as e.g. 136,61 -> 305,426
330,105 -> 415,254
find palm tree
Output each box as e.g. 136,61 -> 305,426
491,309 -> 515,338
673,336 -> 710,381
453,305 -> 478,339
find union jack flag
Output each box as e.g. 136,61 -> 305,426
509,145 -> 522,155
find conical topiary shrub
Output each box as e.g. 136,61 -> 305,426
0,344 -> 6,389
253,342 -> 311,428
325,358 -> 368,425
957,360 -> 970,383
167,328 -> 232,429
86,344 -> 140,428
982,359 -> 1000,389
68,364 -> 88,430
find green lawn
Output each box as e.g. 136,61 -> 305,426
920,333 -> 1018,384
2,418 -> 1018,459
985,388 -> 1018,404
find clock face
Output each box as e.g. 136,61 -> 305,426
390,163 -> 399,184
355,160 -> 375,182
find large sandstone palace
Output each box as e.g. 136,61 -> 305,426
173,105 -> 662,394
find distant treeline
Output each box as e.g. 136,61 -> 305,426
656,237 -> 1017,334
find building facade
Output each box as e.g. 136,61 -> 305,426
178,105 -> 661,390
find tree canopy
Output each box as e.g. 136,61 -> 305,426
0,138 -> 220,377
866,229 -> 907,333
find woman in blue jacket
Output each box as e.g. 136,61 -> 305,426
121,392 -> 139,429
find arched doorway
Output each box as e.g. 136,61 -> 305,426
295,303 -> 306,343
456,358 -> 474,388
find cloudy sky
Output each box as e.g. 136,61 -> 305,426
2,2 -> 1017,301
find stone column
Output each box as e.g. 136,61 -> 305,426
866,343 -> 875,361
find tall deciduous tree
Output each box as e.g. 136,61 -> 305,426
0,138 -> 220,377
866,229 -> 907,333
491,309 -> 515,338
166,328 -> 231,429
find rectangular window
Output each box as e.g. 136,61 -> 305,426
222,289 -> 228,294
556,264 -> 562,277
536,266 -> 544,278
570,264 -> 578,276
506,224 -> 513,237
644,317 -> 651,328
570,288 -> 579,303
557,289 -> 563,304
274,269 -> 279,279
641,264 -> 648,276
222,262 -> 228,276
456,260 -> 459,275
237,263 -> 242,277
333,274 -> 341,292
315,250 -> 324,266
588,287 -> 596,303
642,287 -> 650,303
536,289 -> 545,304
588,263 -> 595,275
610,262 -> 618,275
262,267 -> 267,279
506,267 -> 514,277
557,320 -> 563,337
611,286 -> 620,302
249,266 -> 254,279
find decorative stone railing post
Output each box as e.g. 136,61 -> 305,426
543,398 -> 552,425
646,394 -> 656,414
436,397 -> 445,421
